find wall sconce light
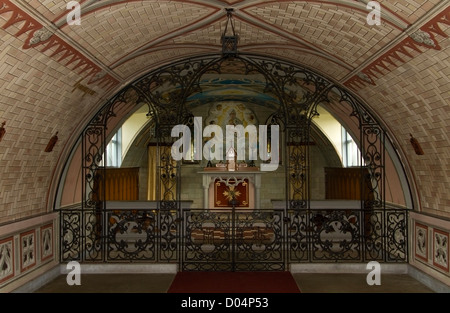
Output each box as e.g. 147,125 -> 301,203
45,131 -> 58,152
410,134 -> 424,155
0,121 -> 5,142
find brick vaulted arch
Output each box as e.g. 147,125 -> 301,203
57,52 -> 414,210
0,0 -> 449,291
53,53 -> 411,270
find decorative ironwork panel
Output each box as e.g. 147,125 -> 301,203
106,209 -> 157,261
233,210 -> 285,271
156,132 -> 181,248
61,210 -> 81,262
59,207 -> 408,265
363,210 -> 384,261
83,210 -> 104,262
287,128 -> 309,210
182,209 -> 285,271
82,126 -> 105,210
385,210 -> 407,262
310,210 -> 362,262
61,210 -> 103,262
182,210 -> 233,271
133,57 -> 221,126
361,125 -> 385,209
157,141 -> 178,204
81,90 -> 132,212
286,210 -> 309,262
328,87 -> 387,210
61,53 -> 410,270
159,209 -> 180,262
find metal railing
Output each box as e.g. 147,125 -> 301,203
60,207 -> 408,270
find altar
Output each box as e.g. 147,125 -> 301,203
199,170 -> 264,209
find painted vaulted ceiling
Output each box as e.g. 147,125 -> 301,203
0,0 -> 448,222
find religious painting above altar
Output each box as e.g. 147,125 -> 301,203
206,101 -> 258,128
171,100 -> 280,171
205,101 -> 259,162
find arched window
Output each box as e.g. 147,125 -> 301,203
106,127 -> 122,168
341,127 -> 361,168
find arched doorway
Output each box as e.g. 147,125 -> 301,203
57,54 -> 411,270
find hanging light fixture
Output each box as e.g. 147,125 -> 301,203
221,8 -> 238,57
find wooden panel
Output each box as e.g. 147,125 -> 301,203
325,167 -> 370,200
98,167 -> 140,201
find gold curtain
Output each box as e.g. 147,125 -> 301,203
147,145 -> 158,200
324,167 -> 374,201
147,145 -> 177,201
95,167 -> 139,201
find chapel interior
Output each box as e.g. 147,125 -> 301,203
0,0 -> 449,293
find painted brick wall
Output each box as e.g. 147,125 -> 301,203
0,32 -> 106,224
355,33 -> 450,217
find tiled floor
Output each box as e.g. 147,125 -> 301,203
33,272 -> 435,293
292,273 -> 435,293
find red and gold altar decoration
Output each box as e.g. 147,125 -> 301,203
214,179 -> 249,207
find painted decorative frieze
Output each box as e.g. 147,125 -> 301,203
345,8 -> 450,90
410,30 -> 436,48
20,230 -> 36,272
40,224 -> 54,262
433,229 -> 449,272
0,0 -> 118,89
0,237 -> 14,283
415,222 -> 428,262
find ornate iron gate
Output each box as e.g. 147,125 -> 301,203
182,208 -> 285,271
60,207 -> 408,267
77,54 -> 395,215
59,53 -> 411,270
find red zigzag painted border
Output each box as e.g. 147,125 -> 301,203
0,0 -> 119,89
344,7 -> 449,90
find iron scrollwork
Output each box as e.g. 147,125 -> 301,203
107,209 -> 157,261
63,53 -> 407,268
310,210 -> 361,262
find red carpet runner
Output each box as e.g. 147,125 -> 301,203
167,271 -> 301,293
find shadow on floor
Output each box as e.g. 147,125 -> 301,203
292,273 -> 434,293
32,273 -> 435,293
